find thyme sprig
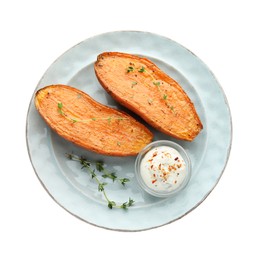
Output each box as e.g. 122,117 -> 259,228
57,102 -> 128,124
66,153 -> 134,209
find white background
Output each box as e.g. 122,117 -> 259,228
1,0 -> 259,259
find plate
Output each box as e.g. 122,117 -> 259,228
26,31 -> 232,231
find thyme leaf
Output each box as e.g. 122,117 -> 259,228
127,66 -> 134,73
108,201 -> 116,209
119,178 -> 130,186
102,172 -> 117,182
98,182 -> 107,192
95,161 -> 104,172
57,102 -> 65,115
153,81 -> 160,86
138,66 -> 145,73
131,81 -> 137,88
120,198 -> 135,209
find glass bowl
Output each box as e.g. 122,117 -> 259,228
135,140 -> 192,198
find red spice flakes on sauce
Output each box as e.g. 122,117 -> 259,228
140,146 -> 187,193
152,151 -> 158,157
164,152 -> 171,158
168,165 -> 176,171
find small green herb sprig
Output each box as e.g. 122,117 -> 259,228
66,153 -> 134,209
57,102 -> 128,124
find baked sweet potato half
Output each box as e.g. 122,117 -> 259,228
35,85 -> 153,156
94,52 -> 203,141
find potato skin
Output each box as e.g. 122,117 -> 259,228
95,52 -> 203,141
35,85 -> 153,156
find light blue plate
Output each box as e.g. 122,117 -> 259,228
26,31 -> 232,231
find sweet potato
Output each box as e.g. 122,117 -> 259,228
94,52 -> 203,141
35,85 -> 153,156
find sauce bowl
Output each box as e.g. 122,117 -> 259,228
135,140 -> 192,198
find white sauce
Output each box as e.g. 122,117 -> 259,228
140,146 -> 187,193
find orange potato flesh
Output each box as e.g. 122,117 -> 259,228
35,84 -> 153,156
94,52 -> 203,141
